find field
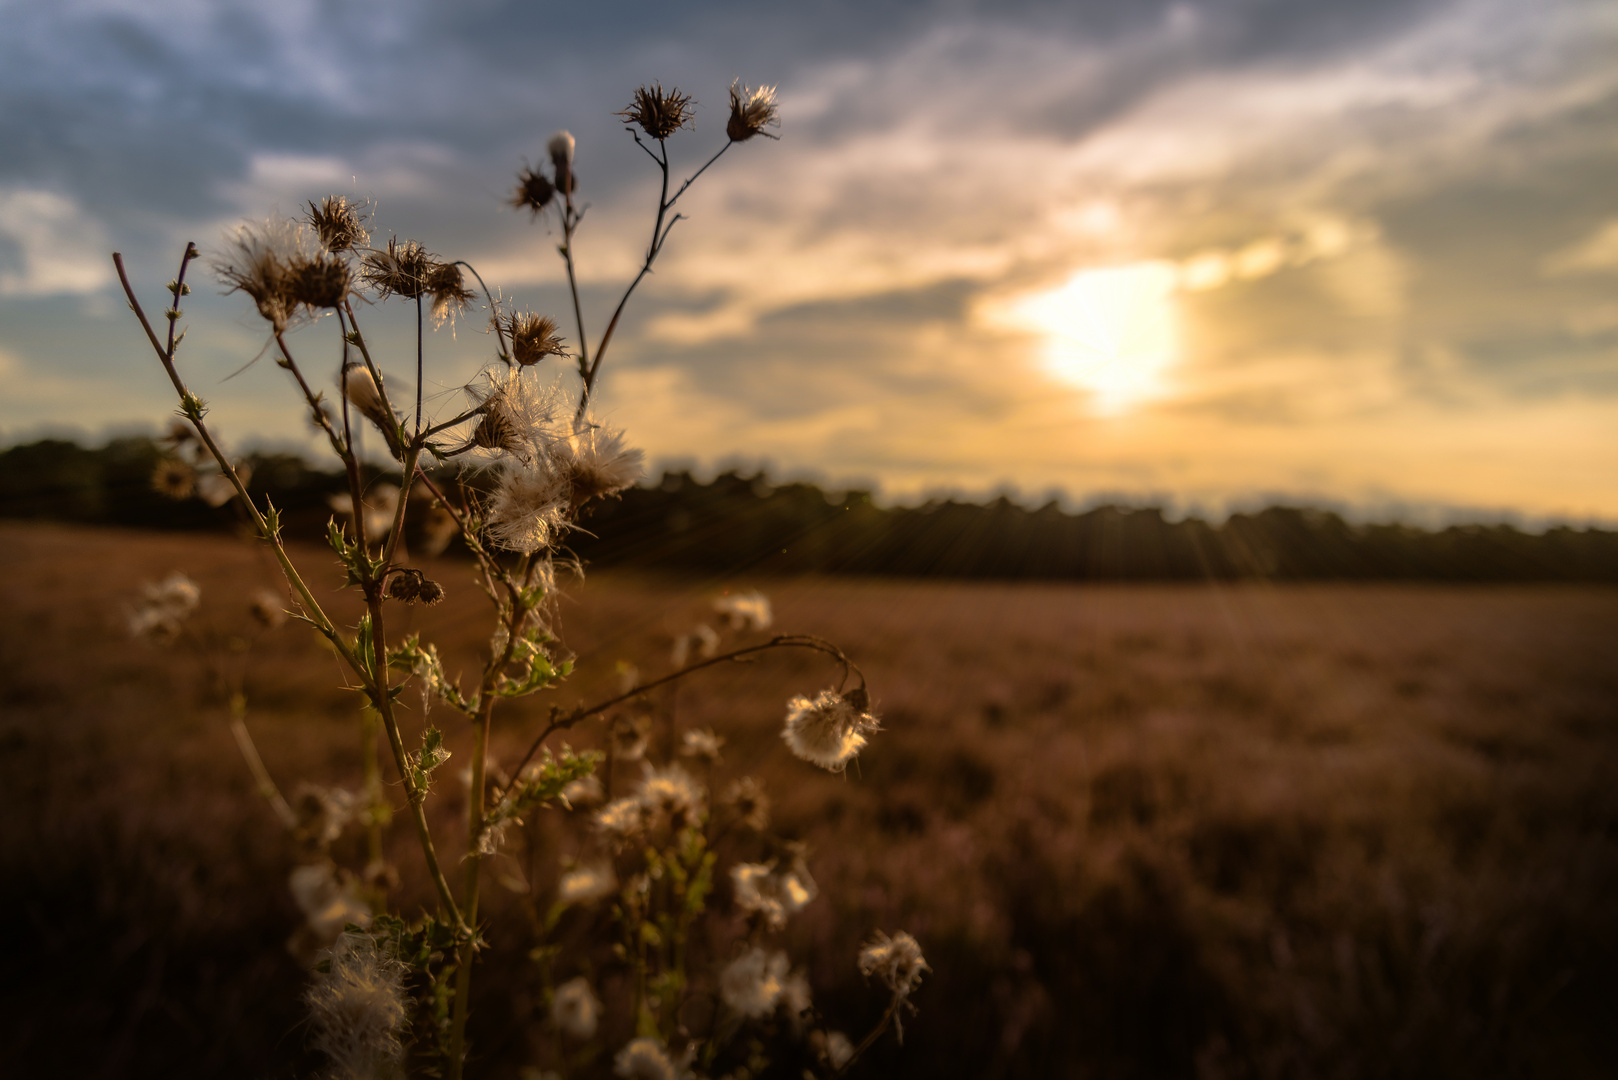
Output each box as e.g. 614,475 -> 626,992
3,520 -> 1616,1079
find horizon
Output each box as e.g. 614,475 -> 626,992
3,0 -> 1617,524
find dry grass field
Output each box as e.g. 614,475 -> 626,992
2,520 -> 1616,1079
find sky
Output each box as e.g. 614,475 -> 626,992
3,0 -> 1617,523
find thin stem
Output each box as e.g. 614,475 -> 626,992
831,996 -> 904,1079
453,259 -> 509,360
559,194 -> 590,387
228,694 -> 297,830
500,635 -> 859,799
415,293 -> 424,440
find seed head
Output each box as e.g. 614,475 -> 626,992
858,929 -> 929,999
731,860 -> 815,930
249,587 -> 288,629
151,458 -> 196,499
385,568 -> 444,605
781,688 -> 880,772
286,254 -> 352,310
556,416 -> 644,505
511,165 -> 556,215
210,217 -> 317,330
561,773 -> 604,808
305,195 -> 370,253
720,947 -> 790,1019
305,931 -> 407,1080
552,976 -> 602,1041
501,311 -> 568,366
714,589 -> 772,631
289,861 -> 371,940
613,1038 -> 676,1080
679,726 -> 724,763
724,775 -> 770,831
128,571 -> 202,641
486,455 -> 570,553
636,761 -> 705,825
548,131 -> 577,194
727,81 -> 780,142
359,237 -> 435,300
426,260 -> 474,325
617,83 -> 695,140
557,861 -> 618,905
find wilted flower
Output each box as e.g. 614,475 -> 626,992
781,688 -> 879,772
723,776 -> 770,831
306,931 -> 408,1080
425,261 -> 474,325
714,589 -> 771,631
249,587 -> 288,629
561,772 -> 604,808
286,254 -> 351,310
730,860 -> 814,929
557,861 -> 618,905
552,976 -> 601,1041
726,81 -> 779,142
511,164 -> 556,215
858,930 -> 929,999
289,861 -> 371,940
637,762 -> 705,824
305,195 -> 370,253
613,1037 -> 676,1080
720,947 -> 790,1018
151,458 -> 196,499
679,727 -> 723,763
617,83 -> 695,140
501,311 -> 567,367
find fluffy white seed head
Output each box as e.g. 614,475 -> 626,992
556,417 -> 644,503
557,861 -> 618,905
485,456 -> 571,554
305,931 -> 408,1080
552,976 -> 602,1041
781,689 -> 880,772
731,860 -> 814,930
289,861 -> 371,940
127,571 -> 202,641
561,773 -> 604,808
858,930 -> 930,998
636,762 -> 705,824
679,727 -> 724,763
613,1037 -> 676,1080
714,589 -> 772,631
720,947 -> 790,1019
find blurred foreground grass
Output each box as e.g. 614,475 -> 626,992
2,520 -> 1615,1078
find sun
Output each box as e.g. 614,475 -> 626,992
1007,261 -> 1180,413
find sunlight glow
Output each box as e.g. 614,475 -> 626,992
1010,261 -> 1180,413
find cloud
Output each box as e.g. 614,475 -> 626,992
1543,219 -> 1618,275
0,188 -> 113,296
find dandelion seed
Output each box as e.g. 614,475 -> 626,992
726,81 -> 780,142
723,776 -> 770,831
552,976 -> 601,1041
781,688 -> 879,772
557,861 -> 618,905
720,946 -> 789,1019
613,1037 -> 676,1080
857,930 -> 929,999
679,727 -> 723,763
561,772 -> 603,808
511,165 -> 556,215
501,311 -> 568,367
636,761 -> 705,824
617,83 -> 695,140
306,931 -> 407,1080
151,458 -> 196,499
714,589 -> 771,631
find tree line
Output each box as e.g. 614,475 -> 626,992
4,436 -> 1615,581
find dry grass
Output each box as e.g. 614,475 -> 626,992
3,519 -> 1616,1078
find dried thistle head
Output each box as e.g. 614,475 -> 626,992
617,83 -> 695,140
501,311 -> 567,366
286,254 -> 351,310
727,80 -> 780,142
210,217 -> 313,331
510,165 -> 556,215
359,237 -> 434,300
426,260 -> 474,324
151,458 -> 196,499
305,195 -> 370,253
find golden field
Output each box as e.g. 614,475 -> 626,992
2,520 -> 1615,1078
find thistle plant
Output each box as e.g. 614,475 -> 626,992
115,81 -> 923,1079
